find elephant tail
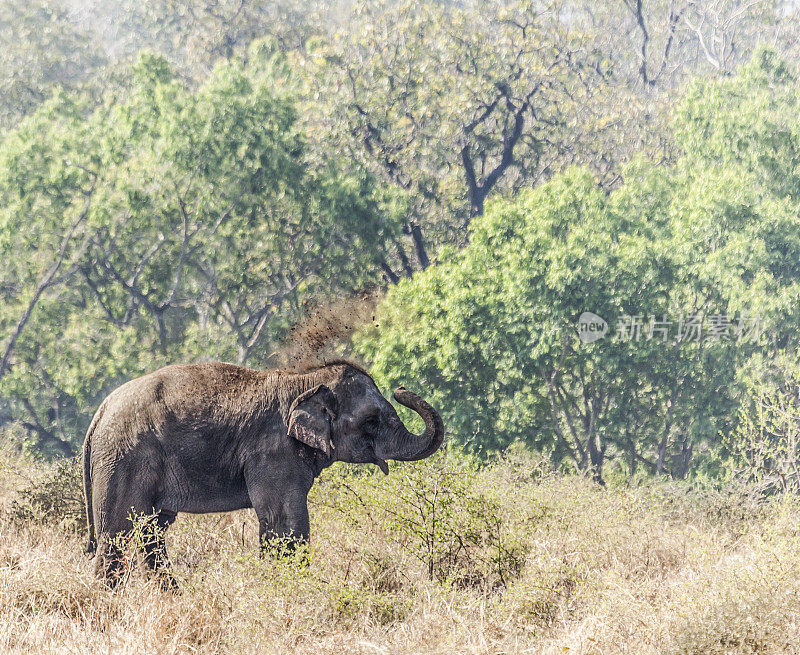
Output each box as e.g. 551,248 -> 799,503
82,401 -> 105,556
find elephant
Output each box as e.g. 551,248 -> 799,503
82,359 -> 444,584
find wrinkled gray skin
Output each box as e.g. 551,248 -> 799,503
82,359 -> 444,584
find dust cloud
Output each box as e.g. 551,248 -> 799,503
274,292 -> 380,370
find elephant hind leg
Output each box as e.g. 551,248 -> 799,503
93,510 -> 177,588
93,535 -> 126,585
140,510 -> 179,589
91,461 -> 162,585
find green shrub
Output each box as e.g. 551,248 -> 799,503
329,585 -> 409,625
318,450 -> 534,590
8,457 -> 84,530
382,454 -> 528,587
727,355 -> 800,495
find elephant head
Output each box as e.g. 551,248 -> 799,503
287,363 -> 444,473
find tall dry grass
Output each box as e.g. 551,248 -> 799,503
1,447 -> 799,654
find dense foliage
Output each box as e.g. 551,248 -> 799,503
357,49 -> 800,481
0,44 -> 391,454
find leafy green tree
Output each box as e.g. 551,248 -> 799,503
0,46 -> 392,454
726,352 -> 800,494
357,49 -> 800,480
357,169 -> 677,480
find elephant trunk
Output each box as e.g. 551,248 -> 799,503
386,387 -> 444,461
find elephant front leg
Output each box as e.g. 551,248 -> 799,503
255,494 -> 310,553
245,457 -> 315,553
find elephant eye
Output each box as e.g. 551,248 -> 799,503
361,415 -> 380,430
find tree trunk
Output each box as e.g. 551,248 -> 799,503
587,431 -> 605,486
408,222 -> 430,269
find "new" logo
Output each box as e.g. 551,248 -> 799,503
577,312 -> 608,343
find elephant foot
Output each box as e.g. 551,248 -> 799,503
93,556 -> 126,588
153,569 -> 180,593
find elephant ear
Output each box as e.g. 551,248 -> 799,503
287,384 -> 338,457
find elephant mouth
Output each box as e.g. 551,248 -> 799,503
371,451 -> 389,475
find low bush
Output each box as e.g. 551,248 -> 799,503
314,450 -> 536,590
6,455 -> 84,530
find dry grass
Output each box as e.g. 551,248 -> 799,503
1,448 -> 799,654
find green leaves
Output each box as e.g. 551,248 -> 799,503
358,50 -> 800,479
0,51 -> 391,454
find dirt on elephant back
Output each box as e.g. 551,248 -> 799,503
275,291 -> 380,370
